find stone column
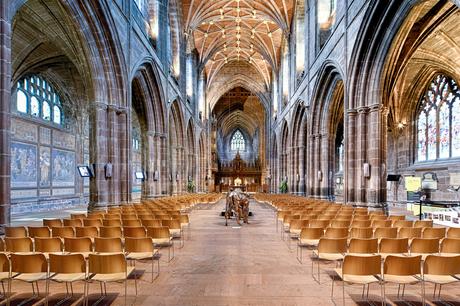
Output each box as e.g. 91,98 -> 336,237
298,145 -> 306,195
0,4 -> 11,227
356,107 -> 369,204
346,109 -> 357,204
320,133 -> 330,199
117,109 -> 129,203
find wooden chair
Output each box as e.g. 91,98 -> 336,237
398,227 -> 422,241
34,237 -> 63,257
446,227 -> 460,238
63,237 -> 93,258
296,227 -> 324,263
324,227 -> 349,239
10,253 -> 48,304
383,255 -> 424,303
141,219 -> 162,227
122,219 -> 142,227
75,226 -> 99,242
422,227 -> 446,239
48,253 -> 87,303
99,226 -> 123,239
351,220 -> 372,228
70,213 -> 86,220
348,238 -> 378,254
28,226 -> 51,238
379,238 -> 409,259
103,219 -> 122,227
5,237 -> 33,253
440,238 -> 460,255
309,220 -> 330,229
414,220 -> 433,228
63,218 -> 83,227
374,227 -> 398,240
330,220 -> 351,228
372,220 -> 392,228
388,215 -> 406,222
146,227 -> 174,262
43,219 -> 62,228
51,226 -> 75,239
0,253 -> 10,302
123,227 -> 147,238
83,219 -> 103,228
393,220 -> 414,228
124,237 -> 160,282
423,255 -> 460,301
312,238 -> 348,283
410,238 -> 439,260
333,254 -> 383,304
4,226 -> 27,238
94,237 -> 123,253
349,227 -> 373,239
87,253 -> 136,305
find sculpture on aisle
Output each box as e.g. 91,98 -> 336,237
225,188 -> 251,226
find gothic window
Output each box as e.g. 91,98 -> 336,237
416,75 -> 460,161
231,130 -> 245,151
14,75 -> 65,126
318,0 -> 337,49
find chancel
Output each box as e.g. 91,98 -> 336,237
1,0 -> 460,305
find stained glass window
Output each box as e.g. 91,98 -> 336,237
417,75 -> 460,161
231,130 -> 245,151
14,75 -> 65,126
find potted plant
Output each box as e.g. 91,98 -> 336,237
187,179 -> 195,193
279,179 -> 288,193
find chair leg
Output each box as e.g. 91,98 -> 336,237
124,280 -> 127,306
342,279 -> 345,306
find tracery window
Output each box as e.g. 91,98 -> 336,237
14,75 -> 64,126
231,130 -> 245,151
318,0 -> 337,49
417,75 -> 460,161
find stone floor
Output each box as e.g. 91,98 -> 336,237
6,200 -> 460,305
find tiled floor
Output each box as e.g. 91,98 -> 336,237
6,200 -> 460,305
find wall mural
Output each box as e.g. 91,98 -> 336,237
39,146 -> 51,187
52,149 -> 75,187
11,142 -> 37,188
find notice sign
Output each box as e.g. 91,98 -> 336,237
405,176 -> 421,192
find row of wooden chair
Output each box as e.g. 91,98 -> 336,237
332,253 -> 460,304
0,252 -> 138,306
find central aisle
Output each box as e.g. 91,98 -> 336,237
139,200 -> 339,306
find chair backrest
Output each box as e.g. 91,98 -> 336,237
52,226 -> 75,238
379,238 -> 408,254
422,227 -> 446,239
348,238 -> 378,254
374,227 -> 398,239
342,254 -> 381,276
351,220 -> 372,228
122,219 -> 142,227
124,237 -> 154,253
384,255 -> 421,276
299,227 -> 324,240
83,219 -> 103,227
447,227 -> 460,238
317,238 -> 348,254
4,226 -> 27,238
324,227 -> 349,239
89,253 -> 127,274
410,238 -> 439,254
309,220 -> 330,229
70,213 -> 86,220
94,237 -> 123,253
0,238 -> 4,252
393,220 -> 414,228
64,237 -> 93,252
141,219 -> 162,227
388,215 -> 406,221
75,226 -> 99,238
180,215 -> 190,224
104,214 -> 121,220
146,226 -> 170,239
330,220 -> 351,228
0,253 -> 9,273
49,253 -> 86,274
99,226 -> 123,238
414,220 -> 433,228
43,219 -> 63,227
28,226 -> 51,238
349,227 -> 373,239
63,219 -> 83,227
440,238 -> 460,254
162,219 -> 181,230
34,237 -> 63,253
424,255 -> 460,275
123,226 -> 147,238
103,219 -> 122,227
11,253 -> 47,273
353,215 -> 370,221
5,237 -> 33,252
398,227 -> 422,239
372,220 -> 392,228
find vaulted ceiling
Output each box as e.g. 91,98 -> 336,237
182,0 -> 295,89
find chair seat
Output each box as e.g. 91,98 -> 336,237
334,268 -> 380,285
424,274 -> 459,285
410,253 -> 434,261
313,250 -> 344,261
170,229 -> 181,237
126,251 -> 157,260
299,239 -> 319,246
290,229 -> 301,236
384,274 -> 420,284
90,267 -> 135,282
0,272 -> 13,280
51,273 -> 86,282
65,251 -> 93,259
152,238 -> 172,245
378,253 -> 406,259
14,272 -> 48,282
439,253 -> 460,257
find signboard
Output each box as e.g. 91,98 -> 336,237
405,176 -> 421,192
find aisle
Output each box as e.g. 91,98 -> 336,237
137,200 -> 343,306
